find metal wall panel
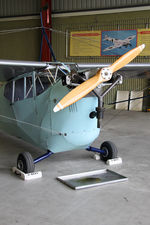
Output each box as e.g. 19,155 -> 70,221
0,0 -> 41,17
0,18 -> 41,60
1,0 -> 150,17
52,0 -> 150,12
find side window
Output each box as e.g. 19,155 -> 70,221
4,78 -> 26,102
36,75 -> 51,96
26,77 -> 33,98
4,72 -> 53,102
14,78 -> 24,101
4,82 -> 13,101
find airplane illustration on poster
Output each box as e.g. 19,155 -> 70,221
101,30 -> 137,55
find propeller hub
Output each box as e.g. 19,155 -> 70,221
101,68 -> 112,80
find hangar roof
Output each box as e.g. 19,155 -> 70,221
0,0 -> 150,18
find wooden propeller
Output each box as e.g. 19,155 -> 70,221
53,44 -> 145,112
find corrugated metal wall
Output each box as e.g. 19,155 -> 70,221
0,18 -> 41,60
52,0 -> 150,12
1,0 -> 149,16
0,0 -> 41,60
0,0 -> 41,17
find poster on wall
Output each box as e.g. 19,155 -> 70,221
70,31 -> 101,56
137,29 -> 150,56
101,30 -> 137,56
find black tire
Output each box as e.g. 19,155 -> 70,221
100,141 -> 118,162
17,152 -> 35,173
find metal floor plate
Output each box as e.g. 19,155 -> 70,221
57,169 -> 128,190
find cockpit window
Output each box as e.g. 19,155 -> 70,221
26,77 -> 33,99
4,82 -> 13,101
36,75 -> 51,96
14,78 -> 24,101
4,70 -> 54,102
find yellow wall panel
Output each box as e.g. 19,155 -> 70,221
137,29 -> 150,56
70,30 -> 101,56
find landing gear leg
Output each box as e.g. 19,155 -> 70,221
86,141 -> 118,162
17,150 -> 53,173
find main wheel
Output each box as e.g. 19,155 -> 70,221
17,152 -> 35,173
100,141 -> 118,162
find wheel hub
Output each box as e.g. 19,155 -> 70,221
102,147 -> 109,157
17,160 -> 24,171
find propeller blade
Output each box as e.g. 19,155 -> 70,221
109,44 -> 145,73
53,69 -> 109,112
54,44 -> 145,112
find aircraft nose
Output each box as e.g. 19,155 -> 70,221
64,128 -> 100,147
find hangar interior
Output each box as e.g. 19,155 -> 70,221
0,1 -> 150,225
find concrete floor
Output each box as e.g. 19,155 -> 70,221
0,110 -> 150,225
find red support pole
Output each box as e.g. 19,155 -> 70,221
41,0 -> 52,61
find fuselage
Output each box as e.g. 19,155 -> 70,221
0,78 -> 100,153
105,35 -> 135,46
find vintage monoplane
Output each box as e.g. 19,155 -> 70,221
0,44 -> 147,173
103,34 -> 136,52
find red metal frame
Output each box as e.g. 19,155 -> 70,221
41,0 -> 52,61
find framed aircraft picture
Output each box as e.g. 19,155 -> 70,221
101,30 -> 137,56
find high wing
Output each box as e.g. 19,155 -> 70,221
0,60 -> 48,81
0,59 -> 150,82
103,44 -> 122,52
77,63 -> 150,79
0,60 -> 75,82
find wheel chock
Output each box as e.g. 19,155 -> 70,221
93,154 -> 122,165
106,157 -> 122,166
93,153 -> 100,160
12,167 -> 42,180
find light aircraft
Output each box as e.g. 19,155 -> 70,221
103,35 -> 136,52
0,44 -> 146,173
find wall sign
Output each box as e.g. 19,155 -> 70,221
70,29 -> 149,57
70,31 -> 101,56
